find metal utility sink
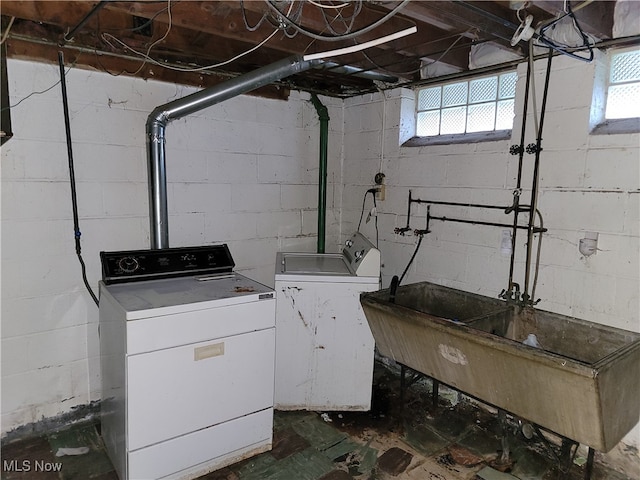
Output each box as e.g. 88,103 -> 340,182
361,281 -> 640,452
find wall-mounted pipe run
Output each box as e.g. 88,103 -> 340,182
310,94 -> 329,254
146,55 -> 321,249
507,56 -> 532,293
522,49 -> 553,304
428,215 -> 546,233
394,190 -> 536,237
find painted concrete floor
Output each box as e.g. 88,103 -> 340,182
1,361 -> 633,480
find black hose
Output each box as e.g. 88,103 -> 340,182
398,234 -> 424,285
357,188 -> 377,233
389,275 -> 399,303
58,51 -> 99,307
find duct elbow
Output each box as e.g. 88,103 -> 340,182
146,107 -> 171,133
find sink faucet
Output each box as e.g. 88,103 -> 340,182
499,282 -> 520,303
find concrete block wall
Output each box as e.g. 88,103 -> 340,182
1,59 -> 342,436
1,49 -> 638,475
342,52 -> 639,472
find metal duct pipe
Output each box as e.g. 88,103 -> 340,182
146,55 -> 321,249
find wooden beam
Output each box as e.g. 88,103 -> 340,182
3,35 -> 292,99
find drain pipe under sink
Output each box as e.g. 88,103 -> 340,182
146,55 -> 322,249
310,94 -> 329,254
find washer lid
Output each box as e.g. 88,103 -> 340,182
281,253 -> 352,275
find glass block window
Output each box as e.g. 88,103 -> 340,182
416,71 -> 517,137
605,48 -> 640,120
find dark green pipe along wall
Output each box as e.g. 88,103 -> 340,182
311,94 -> 329,254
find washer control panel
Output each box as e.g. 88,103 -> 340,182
342,232 -> 381,277
101,245 -> 235,284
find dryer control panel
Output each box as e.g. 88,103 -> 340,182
100,245 -> 235,284
342,232 -> 380,277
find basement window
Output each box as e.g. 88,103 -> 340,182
592,47 -> 640,135
409,71 -> 517,145
605,48 -> 640,120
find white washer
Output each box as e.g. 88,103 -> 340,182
274,232 -> 380,411
99,245 -> 275,480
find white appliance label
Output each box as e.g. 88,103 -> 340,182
194,342 -> 225,361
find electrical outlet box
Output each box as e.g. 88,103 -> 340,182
375,185 -> 385,201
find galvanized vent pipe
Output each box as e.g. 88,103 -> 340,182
146,55 -> 321,249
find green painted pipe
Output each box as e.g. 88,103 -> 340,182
310,94 -> 329,254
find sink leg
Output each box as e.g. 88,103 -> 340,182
560,438 -> 577,473
400,363 -> 406,415
584,447 -> 594,480
432,379 -> 439,408
498,410 -> 511,465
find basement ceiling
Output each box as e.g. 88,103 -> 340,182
0,1 -> 634,99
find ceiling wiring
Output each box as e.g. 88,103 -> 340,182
130,0 -> 174,75
101,29 -> 280,72
359,29 -> 474,77
264,0 -> 304,38
241,0 -> 269,31
320,1 -> 362,36
99,2 -> 178,34
4,0 -> 622,99
98,1 -> 297,74
307,0 -> 351,10
264,0 -> 413,42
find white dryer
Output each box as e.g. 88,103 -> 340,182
274,232 -> 380,411
99,245 -> 275,480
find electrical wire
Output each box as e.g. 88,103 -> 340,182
0,58 -> 78,113
99,1 -> 179,33
131,0 -> 174,76
357,189 -> 376,232
308,0 -> 351,9
362,28 -> 472,77
97,0 -> 175,76
0,16 -> 15,45
356,188 -> 380,248
241,0 -> 269,31
58,51 -> 99,307
265,0 -> 412,42
1,77 -> 62,111
101,29 -> 279,72
100,0 -> 295,73
320,1 -> 362,36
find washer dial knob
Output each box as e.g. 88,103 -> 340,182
118,256 -> 140,273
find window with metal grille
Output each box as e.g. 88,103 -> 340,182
605,48 -> 640,120
415,71 -> 518,137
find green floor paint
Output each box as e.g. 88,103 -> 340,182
240,449 -> 335,480
46,424 -> 114,480
291,417 -> 348,451
2,361 -> 635,480
402,420 -> 450,457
